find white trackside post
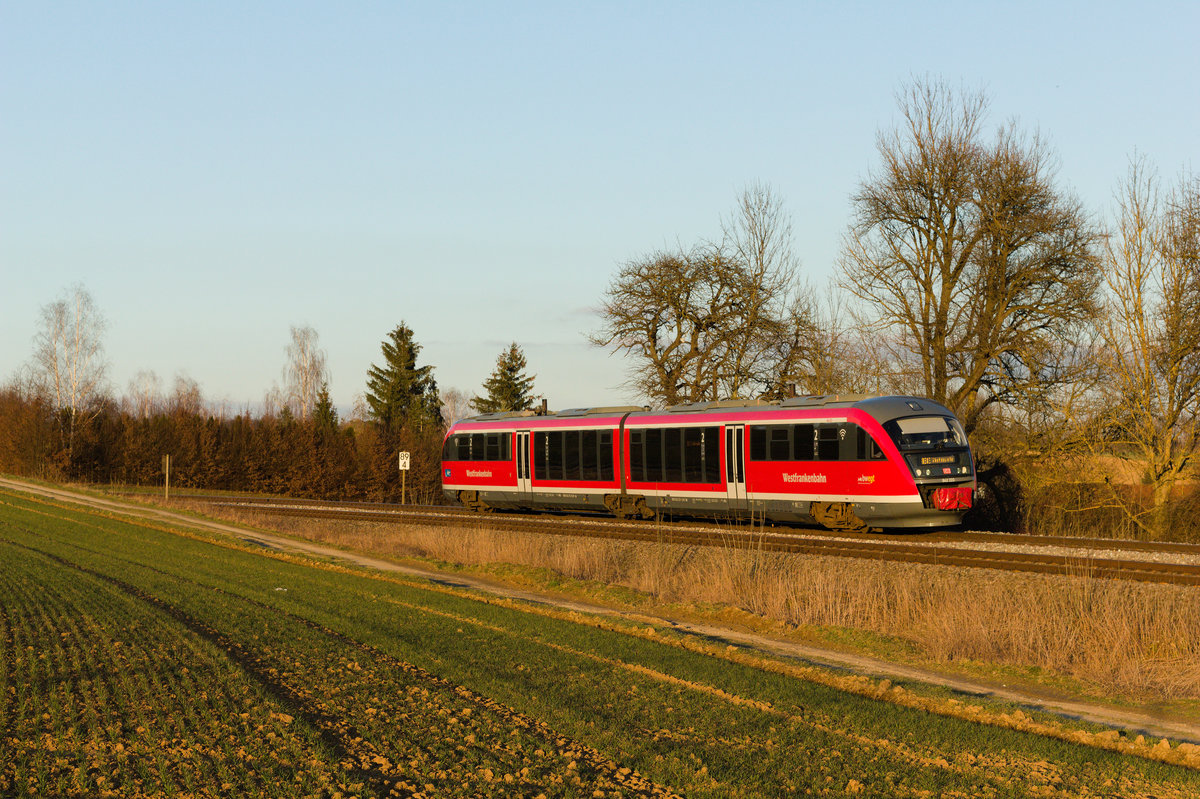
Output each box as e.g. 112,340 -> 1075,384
398,450 -> 410,504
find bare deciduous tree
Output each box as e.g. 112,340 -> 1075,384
591,247 -> 722,404
840,78 -> 1101,432
170,374 -> 205,416
592,185 -> 815,404
31,284 -> 108,459
797,289 -> 893,396
125,370 -> 163,419
283,325 -> 328,420
349,392 -> 370,423
719,183 -> 816,398
440,387 -> 473,426
262,383 -> 285,419
1093,158 -> 1200,536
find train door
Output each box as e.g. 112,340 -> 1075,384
516,431 -> 532,503
725,424 -> 747,511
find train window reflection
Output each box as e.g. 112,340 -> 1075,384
883,416 -> 966,452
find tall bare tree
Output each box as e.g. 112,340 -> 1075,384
592,186 -> 814,404
170,374 -> 205,416
591,247 -> 721,404
283,325 -> 328,420
31,284 -> 108,460
1094,158 -> 1200,536
797,289 -> 893,396
719,183 -> 816,397
125,370 -> 163,419
439,387 -> 473,426
840,78 -> 1101,432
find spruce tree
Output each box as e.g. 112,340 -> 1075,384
365,323 -> 442,433
312,381 -> 339,433
471,342 -> 537,414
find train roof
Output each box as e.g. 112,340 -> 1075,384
453,395 -> 957,427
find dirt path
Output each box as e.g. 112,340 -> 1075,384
4,476 -> 1198,745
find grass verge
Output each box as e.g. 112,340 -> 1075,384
190,503 -> 1200,709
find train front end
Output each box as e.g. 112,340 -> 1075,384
855,397 -> 975,527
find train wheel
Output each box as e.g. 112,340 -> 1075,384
809,501 -> 879,534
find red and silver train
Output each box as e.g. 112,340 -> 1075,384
441,395 -> 974,531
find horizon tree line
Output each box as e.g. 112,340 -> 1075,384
3,77 -> 1196,538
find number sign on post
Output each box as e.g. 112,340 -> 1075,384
398,451 -> 410,504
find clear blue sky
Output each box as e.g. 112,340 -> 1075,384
3,2 -> 1197,414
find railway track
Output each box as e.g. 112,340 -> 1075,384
172,494 -> 1200,587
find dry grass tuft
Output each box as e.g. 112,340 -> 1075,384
191,503 -> 1200,702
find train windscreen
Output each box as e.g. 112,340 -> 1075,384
882,416 -> 968,452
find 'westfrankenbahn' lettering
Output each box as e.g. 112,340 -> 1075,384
782,473 -> 826,483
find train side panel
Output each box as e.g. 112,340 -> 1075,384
443,416 -> 626,512
441,396 -> 976,529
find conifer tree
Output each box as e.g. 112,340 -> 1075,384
365,323 -> 442,433
471,342 -> 537,414
312,381 -> 339,432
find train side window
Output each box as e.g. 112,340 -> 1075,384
749,426 -> 767,460
485,433 -> 502,461
547,431 -> 564,479
534,432 -> 547,479
769,427 -> 791,460
792,424 -> 814,460
629,430 -> 644,483
837,424 -> 857,461
816,425 -> 840,461
442,435 -> 456,461
703,427 -> 720,483
682,428 -> 702,483
471,434 -> 485,462
563,430 -> 580,481
663,428 -> 683,483
534,431 -> 561,479
599,431 -> 614,481
581,430 -> 598,481
645,429 -> 663,482
501,433 -> 511,461
855,427 -> 887,461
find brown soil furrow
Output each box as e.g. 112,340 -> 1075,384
6,532 -> 679,798
3,539 -> 413,799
